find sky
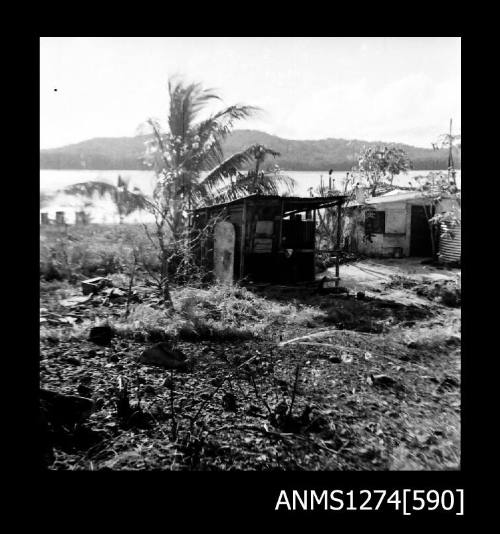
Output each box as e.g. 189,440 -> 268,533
40,37 -> 460,150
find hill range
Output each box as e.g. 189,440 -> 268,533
40,129 -> 460,172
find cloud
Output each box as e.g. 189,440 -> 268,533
272,73 -> 460,146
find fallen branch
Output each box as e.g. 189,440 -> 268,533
278,329 -> 340,346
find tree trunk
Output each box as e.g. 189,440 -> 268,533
161,251 -> 174,309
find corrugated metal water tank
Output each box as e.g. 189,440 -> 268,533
439,222 -> 461,263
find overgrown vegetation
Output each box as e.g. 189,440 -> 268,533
39,222 -> 460,472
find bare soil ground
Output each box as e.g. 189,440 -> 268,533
40,256 -> 460,471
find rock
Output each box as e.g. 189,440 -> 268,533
222,392 -> 237,411
81,277 -> 113,296
368,374 -> 402,390
88,325 -> 115,346
356,291 -> 366,300
328,355 -> 341,363
445,335 -> 461,347
139,342 -> 190,371
438,375 -> 459,391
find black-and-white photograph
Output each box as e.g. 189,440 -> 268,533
40,37 -> 461,472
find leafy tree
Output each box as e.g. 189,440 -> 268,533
356,145 -> 412,196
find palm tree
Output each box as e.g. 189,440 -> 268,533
62,176 -> 146,223
143,77 -> 295,237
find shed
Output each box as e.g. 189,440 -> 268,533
190,194 -> 347,284
343,190 -> 460,259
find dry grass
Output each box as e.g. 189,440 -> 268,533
40,283 -> 322,344
40,224 -> 154,281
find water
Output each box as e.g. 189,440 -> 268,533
40,169 -> 461,224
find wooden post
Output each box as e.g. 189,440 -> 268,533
56,211 -> 65,225
336,202 -> 342,250
335,202 -> 342,288
312,208 -> 317,278
240,199 -> 247,279
278,199 -> 284,250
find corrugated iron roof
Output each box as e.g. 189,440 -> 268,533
191,193 -> 348,213
346,190 -> 459,208
365,191 -> 427,204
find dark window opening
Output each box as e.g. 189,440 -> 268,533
365,210 -> 385,234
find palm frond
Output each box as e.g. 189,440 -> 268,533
201,144 -> 281,194
119,190 -> 148,216
200,148 -> 257,194
168,78 -> 221,139
61,181 -> 116,198
196,105 -> 260,144
203,171 -> 295,204
188,105 -> 260,172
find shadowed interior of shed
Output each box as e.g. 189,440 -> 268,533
191,194 -> 347,284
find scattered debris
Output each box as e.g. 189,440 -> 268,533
414,279 -> 461,308
60,295 -> 93,307
102,287 -> 126,298
81,277 -> 113,296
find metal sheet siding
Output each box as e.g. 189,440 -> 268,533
439,223 -> 461,262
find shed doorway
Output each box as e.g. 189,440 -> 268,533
410,205 -> 433,257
